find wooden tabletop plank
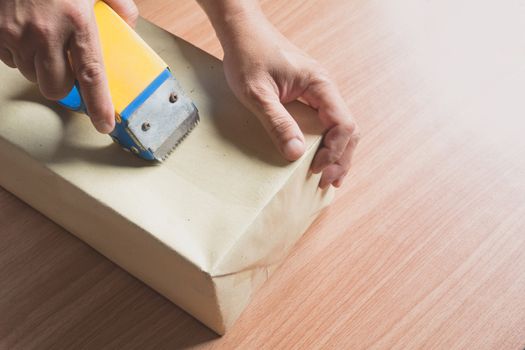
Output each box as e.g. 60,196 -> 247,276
2,0 -> 524,348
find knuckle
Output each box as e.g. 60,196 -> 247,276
344,120 -> 358,134
0,22 -> 22,43
309,65 -> 332,85
269,117 -> 294,140
338,119 -> 359,138
327,148 -> 344,163
316,67 -> 332,81
306,68 -> 336,96
64,5 -> 89,28
77,62 -> 105,85
315,73 -> 334,89
243,80 -> 268,105
28,21 -> 54,41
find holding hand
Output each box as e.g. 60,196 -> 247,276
0,0 -> 138,133
199,1 -> 360,188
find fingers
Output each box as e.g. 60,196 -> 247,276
302,72 -> 360,187
105,0 -> 139,27
69,18 -> 115,134
318,163 -> 345,189
246,84 -> 306,161
12,49 -> 37,82
35,46 -> 74,100
0,1 -> 115,135
311,124 -> 352,173
314,126 -> 360,188
303,73 -> 351,127
318,131 -> 359,189
0,47 -> 16,68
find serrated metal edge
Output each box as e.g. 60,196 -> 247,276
156,114 -> 200,162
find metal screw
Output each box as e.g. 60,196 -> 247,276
142,122 -> 151,131
130,146 -> 139,155
169,92 -> 178,103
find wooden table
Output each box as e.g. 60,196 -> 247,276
2,0 -> 524,348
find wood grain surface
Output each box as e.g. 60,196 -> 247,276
1,0 -> 525,349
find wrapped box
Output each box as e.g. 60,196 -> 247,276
0,20 -> 333,333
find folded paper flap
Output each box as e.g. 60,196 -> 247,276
0,19 -> 327,273
207,138 -> 324,277
210,139 -> 335,277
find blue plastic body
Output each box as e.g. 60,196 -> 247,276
58,68 -> 172,161
57,82 -> 87,114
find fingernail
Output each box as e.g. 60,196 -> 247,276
95,120 -> 114,134
283,138 -> 305,161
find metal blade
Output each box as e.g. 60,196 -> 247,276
127,74 -> 199,162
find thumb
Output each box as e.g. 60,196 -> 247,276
248,90 -> 306,161
104,0 -> 139,27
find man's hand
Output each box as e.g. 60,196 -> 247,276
0,0 -> 138,134
199,0 -> 360,189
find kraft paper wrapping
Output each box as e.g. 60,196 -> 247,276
0,19 -> 334,333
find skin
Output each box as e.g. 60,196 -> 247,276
0,0 -> 359,188
0,0 -> 138,134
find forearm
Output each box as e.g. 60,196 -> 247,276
196,0 -> 269,50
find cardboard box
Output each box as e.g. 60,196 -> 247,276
0,19 -> 333,333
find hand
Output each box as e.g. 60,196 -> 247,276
0,0 -> 138,134
219,15 -> 360,189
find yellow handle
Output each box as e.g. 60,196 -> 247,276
94,1 -> 167,114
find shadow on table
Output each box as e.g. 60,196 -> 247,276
0,189 -> 219,349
